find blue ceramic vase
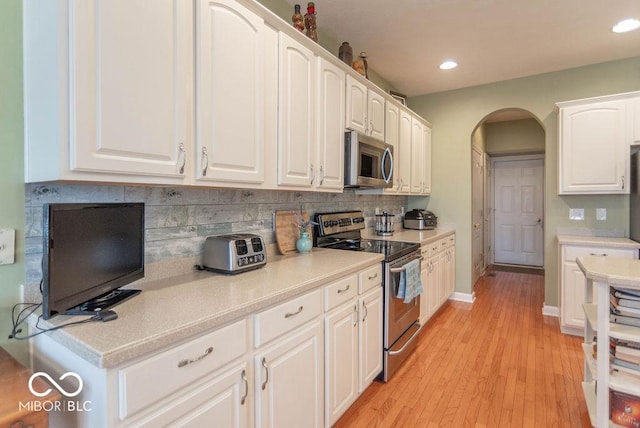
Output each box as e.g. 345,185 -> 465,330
296,230 -> 312,253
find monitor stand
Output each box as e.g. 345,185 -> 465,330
63,288 -> 141,316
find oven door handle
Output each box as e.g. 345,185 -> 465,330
388,323 -> 422,356
389,256 -> 424,273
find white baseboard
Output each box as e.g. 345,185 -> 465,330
542,305 -> 559,317
560,325 -> 583,337
450,291 -> 475,304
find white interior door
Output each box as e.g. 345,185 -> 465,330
484,153 -> 492,269
493,157 -> 544,267
471,147 -> 484,285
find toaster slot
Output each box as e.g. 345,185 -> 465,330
251,237 -> 264,252
235,240 -> 248,255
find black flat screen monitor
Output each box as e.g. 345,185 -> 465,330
42,202 -> 145,319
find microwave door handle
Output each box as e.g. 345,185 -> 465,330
382,147 -> 393,183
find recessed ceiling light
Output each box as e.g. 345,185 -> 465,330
612,18 -> 640,33
439,60 -> 458,70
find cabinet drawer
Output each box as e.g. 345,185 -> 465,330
254,288 -> 322,347
325,274 -> 358,311
428,240 -> 440,257
118,318 -> 248,420
445,234 -> 456,248
563,245 -> 635,262
358,264 -> 382,294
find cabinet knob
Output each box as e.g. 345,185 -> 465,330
178,143 -> 186,174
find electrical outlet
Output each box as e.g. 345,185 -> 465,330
596,208 -> 607,221
0,229 -> 15,265
569,208 -> 584,221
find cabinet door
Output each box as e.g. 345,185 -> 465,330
278,32 -> 316,188
447,248 -> 456,297
367,90 -> 385,141
345,75 -> 367,133
410,118 -> 424,194
136,363 -> 251,428
383,102 -> 401,194
196,0 -> 265,185
71,0 -> 192,179
427,255 -> 441,316
439,250 -> 450,306
325,302 -> 358,426
397,109 -> 412,194
359,286 -> 383,393
561,261 -> 588,329
256,320 -> 323,428
419,247 -> 430,324
422,125 -> 432,195
316,58 -> 345,190
558,100 -> 628,194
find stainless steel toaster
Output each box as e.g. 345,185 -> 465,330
202,233 -> 266,274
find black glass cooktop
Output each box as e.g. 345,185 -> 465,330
326,238 -> 418,262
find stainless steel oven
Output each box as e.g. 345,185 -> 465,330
315,210 -> 422,382
382,250 -> 422,382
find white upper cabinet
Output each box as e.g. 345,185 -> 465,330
367,90 -> 385,141
556,92 -> 640,194
422,124 -> 432,195
195,0 -> 267,185
383,102 -> 401,194
345,75 -> 385,141
24,0 -> 194,184
316,57 -> 346,190
410,119 -> 424,194
396,108 -> 413,194
345,75 -> 368,135
277,32 -> 316,188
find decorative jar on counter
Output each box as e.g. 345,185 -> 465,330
296,230 -> 313,253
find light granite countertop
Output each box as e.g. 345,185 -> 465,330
30,248 -> 383,369
556,234 -> 640,249
362,226 -> 455,245
577,256 -> 640,289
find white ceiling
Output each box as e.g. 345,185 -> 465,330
284,0 -> 640,96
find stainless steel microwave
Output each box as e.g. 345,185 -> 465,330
344,130 -> 394,188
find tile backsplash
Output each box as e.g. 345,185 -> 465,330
24,183 -> 407,287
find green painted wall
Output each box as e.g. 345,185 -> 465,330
485,118 -> 545,156
0,0 -> 27,362
408,56 -> 640,307
0,0 -> 24,308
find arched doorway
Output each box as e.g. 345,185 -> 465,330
471,108 -> 546,286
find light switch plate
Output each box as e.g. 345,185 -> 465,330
0,228 -> 15,265
596,208 -> 607,221
569,208 -> 584,221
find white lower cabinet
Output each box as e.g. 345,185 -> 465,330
558,240 -> 639,335
324,265 -> 382,427
255,320 -> 324,428
135,362 -> 251,428
420,234 -> 456,323
33,263 -> 387,428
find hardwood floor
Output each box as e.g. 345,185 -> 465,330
335,270 -> 591,428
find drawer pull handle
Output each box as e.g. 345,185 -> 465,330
589,253 -> 608,257
368,273 -> 378,280
177,347 -> 213,368
285,306 -> 303,318
261,357 -> 269,390
362,300 -> 368,322
337,285 -> 351,294
240,369 -> 248,405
